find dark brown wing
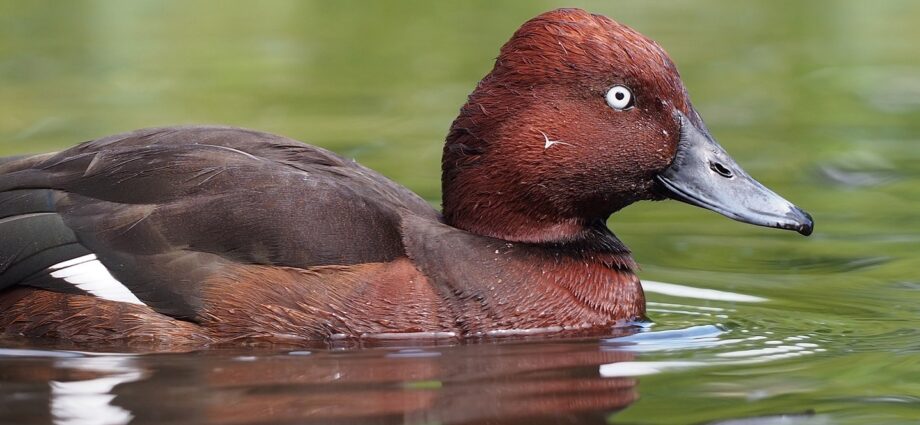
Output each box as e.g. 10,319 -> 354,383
0,126 -> 438,319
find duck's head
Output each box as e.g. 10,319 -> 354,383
442,8 -> 813,244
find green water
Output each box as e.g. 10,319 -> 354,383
1,1 -> 919,424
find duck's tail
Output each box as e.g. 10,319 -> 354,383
0,153 -> 92,291
0,155 -> 25,166
0,154 -> 48,172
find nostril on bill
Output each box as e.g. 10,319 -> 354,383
709,161 -> 734,178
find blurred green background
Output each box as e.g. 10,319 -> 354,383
2,1 -> 920,424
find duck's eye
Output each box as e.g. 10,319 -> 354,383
605,85 -> 634,110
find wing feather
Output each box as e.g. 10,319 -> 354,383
0,126 -> 438,319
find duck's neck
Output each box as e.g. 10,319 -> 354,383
443,197 -> 589,244
400,213 -> 644,333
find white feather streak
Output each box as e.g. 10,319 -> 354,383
49,255 -> 145,306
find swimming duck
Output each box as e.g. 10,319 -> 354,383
0,9 -> 812,345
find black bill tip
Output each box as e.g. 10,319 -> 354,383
790,207 -> 814,236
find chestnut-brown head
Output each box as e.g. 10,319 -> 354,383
442,8 -> 812,244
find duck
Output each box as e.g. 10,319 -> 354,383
0,8 -> 812,346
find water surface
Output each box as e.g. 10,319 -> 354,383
1,1 -> 919,424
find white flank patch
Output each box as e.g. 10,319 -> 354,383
49,254 -> 145,305
49,254 -> 97,270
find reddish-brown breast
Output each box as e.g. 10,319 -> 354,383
197,243 -> 643,342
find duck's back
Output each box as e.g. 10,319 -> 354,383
0,126 -> 438,320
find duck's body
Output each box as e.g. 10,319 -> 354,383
0,126 -> 642,344
0,9 -> 810,346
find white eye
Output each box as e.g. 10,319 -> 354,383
605,85 -> 634,110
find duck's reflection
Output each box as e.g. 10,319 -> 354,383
50,356 -> 146,425
196,342 -> 638,424
3,337 -> 639,425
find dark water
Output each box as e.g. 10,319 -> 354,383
2,1 -> 920,424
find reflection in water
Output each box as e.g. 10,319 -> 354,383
0,279 -> 834,424
51,357 -> 146,425
0,309 -> 830,425
599,329 -> 823,378
597,277 -> 826,380
599,290 -> 824,378
0,341 -> 641,424
604,325 -> 736,352
197,343 -> 639,424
